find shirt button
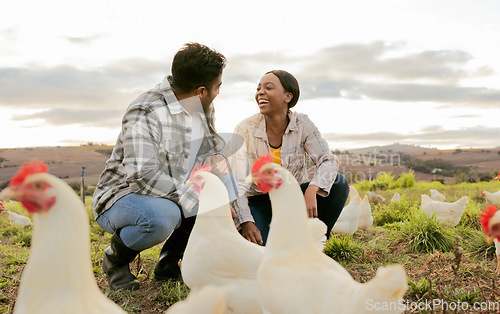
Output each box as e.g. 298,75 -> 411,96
184,153 -> 189,159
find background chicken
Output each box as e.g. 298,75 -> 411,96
481,190 -> 500,206
0,202 -> 33,227
331,185 -> 361,236
430,189 -> 446,201
367,191 -> 386,204
250,155 -> 408,314
391,192 -> 401,203
182,165 -> 264,314
358,195 -> 373,231
421,194 -> 469,227
0,161 -> 125,313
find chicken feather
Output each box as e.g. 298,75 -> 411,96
251,159 -> 408,313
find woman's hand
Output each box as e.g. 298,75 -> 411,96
304,185 -> 320,218
240,221 -> 263,246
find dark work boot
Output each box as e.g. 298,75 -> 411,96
154,217 -> 195,282
102,230 -> 141,290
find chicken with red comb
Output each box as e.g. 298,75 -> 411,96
480,205 -> 500,244
247,154 -> 283,194
183,164 -> 265,313
187,162 -> 212,194
9,160 -> 49,186
0,160 -> 125,313
247,157 -> 408,313
2,160 -> 55,214
479,205 -> 500,274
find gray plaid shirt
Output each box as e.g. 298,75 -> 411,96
92,76 -> 224,218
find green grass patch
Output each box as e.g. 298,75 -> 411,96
324,234 -> 364,261
387,213 -> 456,254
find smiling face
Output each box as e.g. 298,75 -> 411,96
255,73 -> 292,116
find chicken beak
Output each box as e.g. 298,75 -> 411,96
486,236 -> 495,245
186,179 -> 192,186
0,187 -> 21,201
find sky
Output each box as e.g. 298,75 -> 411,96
1,0 -> 500,150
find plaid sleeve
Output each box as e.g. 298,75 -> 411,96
302,115 -> 339,197
227,124 -> 254,226
121,106 -> 180,197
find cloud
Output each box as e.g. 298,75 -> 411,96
323,126 -> 500,148
0,60 -> 168,110
301,42 -> 478,82
361,83 -> 500,107
0,41 -> 499,131
62,34 -> 105,45
228,42 -> 500,108
11,108 -> 123,127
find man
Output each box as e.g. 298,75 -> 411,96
92,43 -> 229,290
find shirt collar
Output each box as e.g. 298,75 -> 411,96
160,75 -> 185,115
254,111 -> 298,139
285,110 -> 298,133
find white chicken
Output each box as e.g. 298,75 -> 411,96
430,189 -> 446,201
420,194 -> 469,227
390,192 -> 401,203
494,239 -> 500,276
367,191 -> 386,204
481,190 -> 500,206
0,161 -> 125,314
182,164 -> 265,314
166,285 -> 227,314
0,202 -> 33,227
479,205 -> 500,275
358,195 -> 373,231
249,155 -> 408,314
331,185 -> 361,236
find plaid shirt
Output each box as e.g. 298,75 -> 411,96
92,76 -> 224,218
229,111 -> 340,225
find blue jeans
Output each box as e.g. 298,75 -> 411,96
248,173 -> 349,245
96,173 -> 238,251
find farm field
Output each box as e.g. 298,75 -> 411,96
1,177 -> 500,313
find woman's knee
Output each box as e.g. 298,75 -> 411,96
332,173 -> 350,198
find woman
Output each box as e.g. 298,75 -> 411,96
232,70 -> 350,245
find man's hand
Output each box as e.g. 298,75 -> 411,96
240,221 -> 263,246
304,185 -> 320,218
205,154 -> 228,177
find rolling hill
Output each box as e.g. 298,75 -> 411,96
0,146 -> 112,186
0,144 -> 498,186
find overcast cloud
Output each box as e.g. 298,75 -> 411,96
0,38 -> 499,149
324,126 -> 500,148
1,41 -> 498,129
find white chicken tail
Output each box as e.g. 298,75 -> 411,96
361,265 -> 408,309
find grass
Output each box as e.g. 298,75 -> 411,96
1,179 -> 500,313
387,213 -> 456,254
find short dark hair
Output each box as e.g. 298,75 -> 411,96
266,70 -> 300,109
171,43 -> 227,93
